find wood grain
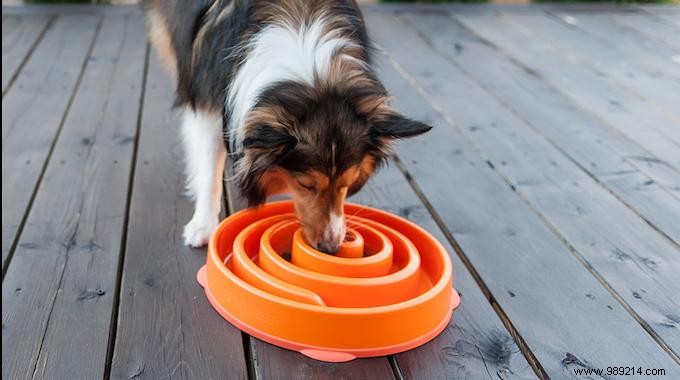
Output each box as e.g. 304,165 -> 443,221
366,11 -> 680,377
400,12 -> 680,249
252,339 -> 397,380
351,164 -> 536,379
640,6 -> 680,28
612,11 -> 680,51
2,14 -> 145,380
546,9 -> 680,78
498,10 -> 680,122
453,11 -> 680,170
109,53 -> 248,380
2,15 -> 99,271
3,5 -> 680,379
372,11 -> 680,357
2,14 -> 51,93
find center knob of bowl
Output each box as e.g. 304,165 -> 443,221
336,230 -> 364,258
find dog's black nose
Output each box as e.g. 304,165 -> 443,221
316,242 -> 339,254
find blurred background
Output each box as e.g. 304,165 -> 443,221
4,0 -> 680,6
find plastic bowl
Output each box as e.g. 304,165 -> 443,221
197,200 -> 459,362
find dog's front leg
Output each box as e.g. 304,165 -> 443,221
180,108 -> 226,247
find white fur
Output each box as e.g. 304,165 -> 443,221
181,108 -> 226,247
226,17 -> 359,150
322,211 -> 346,248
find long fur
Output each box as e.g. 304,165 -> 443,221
147,0 -> 431,250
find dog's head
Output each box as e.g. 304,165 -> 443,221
234,80 -> 430,253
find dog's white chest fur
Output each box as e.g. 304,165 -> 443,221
226,18 -> 357,150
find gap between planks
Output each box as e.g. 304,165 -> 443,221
451,11 -> 680,170
391,156 -> 548,379
380,12 -> 679,364
103,41 -> 151,380
2,15 -> 103,280
1,14 -> 54,98
399,11 -> 680,248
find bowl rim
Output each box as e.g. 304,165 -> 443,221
206,200 -> 454,315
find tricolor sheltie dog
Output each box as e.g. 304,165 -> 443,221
147,0 -> 431,253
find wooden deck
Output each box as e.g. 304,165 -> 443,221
2,4 -> 680,379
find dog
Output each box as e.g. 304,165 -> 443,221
147,0 -> 431,252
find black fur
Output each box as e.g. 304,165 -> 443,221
373,114 -> 433,139
247,81 -> 373,175
242,125 -> 297,150
149,0 -> 254,110
149,0 -> 431,208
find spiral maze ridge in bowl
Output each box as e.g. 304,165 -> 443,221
198,200 -> 459,362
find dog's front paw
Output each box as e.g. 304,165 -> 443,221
183,216 -> 218,247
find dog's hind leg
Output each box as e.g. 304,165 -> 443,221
180,108 -> 226,247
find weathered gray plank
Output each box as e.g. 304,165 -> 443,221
350,164 -> 536,379
109,54 -> 248,379
547,9 -> 680,79
2,14 -> 50,93
641,7 -> 680,28
2,15 -> 99,269
453,11 -> 680,171
1,14 -> 145,380
1,5 -> 141,16
376,11 -> 680,356
400,12 -> 680,247
613,11 -> 680,51
497,11 -> 680,122
366,11 -> 680,377
252,339 -> 397,380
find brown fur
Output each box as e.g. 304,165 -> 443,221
254,155 -> 375,249
147,0 -> 431,252
147,9 -> 177,79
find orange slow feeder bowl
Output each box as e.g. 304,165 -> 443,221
197,200 -> 459,362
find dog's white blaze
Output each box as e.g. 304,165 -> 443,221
226,18 -> 358,150
181,108 -> 226,247
324,211 -> 346,244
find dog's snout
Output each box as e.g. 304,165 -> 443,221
300,211 -> 346,255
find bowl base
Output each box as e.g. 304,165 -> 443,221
197,265 -> 459,362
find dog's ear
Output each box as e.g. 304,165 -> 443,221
236,126 -> 296,206
344,77 -> 431,139
371,113 -> 432,139
366,112 -> 432,167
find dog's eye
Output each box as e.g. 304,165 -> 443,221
297,181 -> 316,192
